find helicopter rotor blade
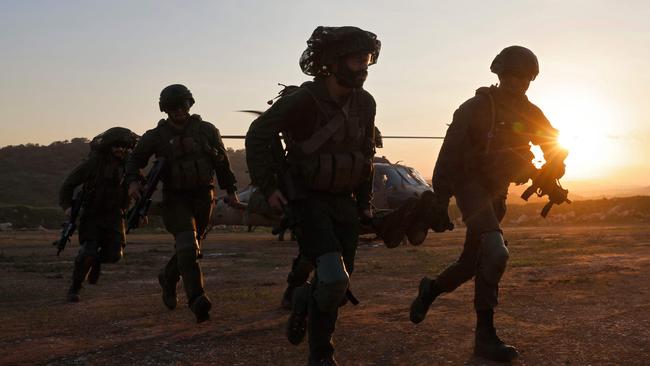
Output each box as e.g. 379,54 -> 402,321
221,135 -> 444,140
237,110 -> 264,116
382,136 -> 444,139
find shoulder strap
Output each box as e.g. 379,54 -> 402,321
479,88 -> 497,154
153,120 -> 176,159
298,88 -> 352,154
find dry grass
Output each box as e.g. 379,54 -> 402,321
0,225 -> 648,365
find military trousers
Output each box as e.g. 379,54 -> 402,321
434,181 -> 508,310
71,213 -> 126,290
161,188 -> 213,304
291,193 -> 359,359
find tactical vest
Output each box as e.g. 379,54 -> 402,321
285,85 -> 371,193
476,87 -> 537,184
83,154 -> 128,212
156,116 -> 216,190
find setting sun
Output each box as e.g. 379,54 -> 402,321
534,88 -> 623,180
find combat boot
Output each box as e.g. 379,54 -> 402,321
68,255 -> 91,302
190,294 -> 212,323
287,284 -> 310,345
67,289 -> 80,302
87,262 -> 101,285
67,280 -> 82,302
308,355 -> 339,366
474,326 -> 519,362
158,269 -> 178,310
409,277 -> 440,324
474,309 -> 519,362
281,284 -> 296,310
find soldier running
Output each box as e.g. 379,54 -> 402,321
59,127 -> 138,302
245,26 -> 380,366
409,46 -> 567,362
125,84 -> 239,323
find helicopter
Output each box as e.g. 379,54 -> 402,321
211,155 -> 436,227
210,124 -> 443,239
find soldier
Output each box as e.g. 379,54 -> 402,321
246,26 -> 380,366
59,127 -> 139,302
125,84 -> 239,323
409,46 -> 567,362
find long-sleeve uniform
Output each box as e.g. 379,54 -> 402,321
125,115 -> 237,308
432,85 -> 563,310
59,152 -> 129,294
246,79 -> 376,360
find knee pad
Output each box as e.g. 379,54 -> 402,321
478,231 -> 509,285
313,252 -> 350,312
175,231 -> 199,269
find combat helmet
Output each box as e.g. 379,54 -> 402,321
90,127 -> 139,152
159,84 -> 195,112
490,46 -> 539,80
299,26 -> 381,77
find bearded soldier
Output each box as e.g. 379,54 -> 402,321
409,46 -> 567,362
59,127 -> 138,302
125,85 -> 239,323
245,26 -> 380,366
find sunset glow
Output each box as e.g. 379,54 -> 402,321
1,1 -> 648,193
535,89 -> 623,180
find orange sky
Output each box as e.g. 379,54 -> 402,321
1,1 -> 648,189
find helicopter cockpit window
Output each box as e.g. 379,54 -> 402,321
374,171 -> 390,190
404,167 -> 429,186
390,166 -> 430,187
374,164 -> 430,189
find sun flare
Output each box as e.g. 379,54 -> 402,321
532,88 -> 623,180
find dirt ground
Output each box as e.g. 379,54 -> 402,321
0,225 -> 648,366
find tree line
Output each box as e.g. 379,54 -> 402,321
0,139 -> 250,207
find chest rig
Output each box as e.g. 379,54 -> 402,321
478,87 -> 537,184
157,116 -> 215,190
285,86 -> 370,193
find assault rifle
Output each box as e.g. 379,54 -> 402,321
53,188 -> 85,255
521,151 -> 571,217
126,158 -> 166,233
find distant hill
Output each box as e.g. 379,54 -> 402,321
0,139 -> 90,206
560,180 -> 650,199
0,139 -> 250,207
0,140 -> 648,229
500,195 -> 650,227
